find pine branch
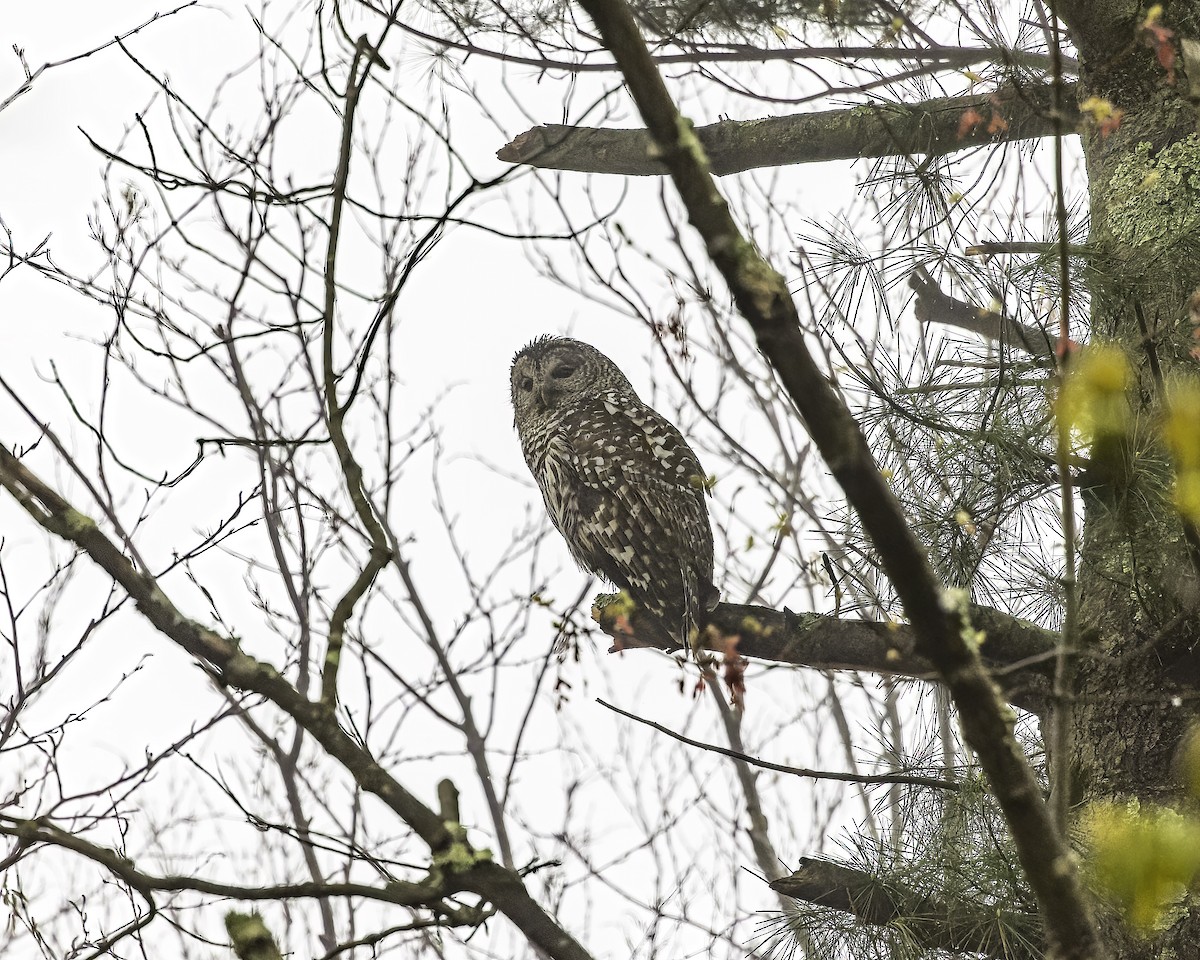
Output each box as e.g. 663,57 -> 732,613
395,25 -> 1073,75
595,600 -> 1055,711
497,82 -> 1080,177
771,858 -> 1042,958
909,267 -> 1058,360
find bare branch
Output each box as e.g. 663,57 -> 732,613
320,34 -> 393,707
0,447 -> 597,960
0,818 -> 462,911
597,698 -> 962,790
0,3 -> 199,116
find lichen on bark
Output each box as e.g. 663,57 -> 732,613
1107,135 -> 1200,251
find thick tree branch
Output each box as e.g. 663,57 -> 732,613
0,446 -> 596,960
570,0 -> 1102,955
497,82 -> 1080,177
596,600 -> 1055,711
1048,0 -> 1139,64
771,858 -> 1041,959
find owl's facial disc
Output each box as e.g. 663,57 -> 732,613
534,351 -> 581,409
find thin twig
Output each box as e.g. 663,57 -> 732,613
0,3 -> 199,115
319,35 -> 393,707
1044,0 -> 1081,839
596,699 -> 960,791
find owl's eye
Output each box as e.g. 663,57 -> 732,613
550,365 -> 575,379
520,377 -> 533,392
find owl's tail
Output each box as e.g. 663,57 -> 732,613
681,569 -> 720,656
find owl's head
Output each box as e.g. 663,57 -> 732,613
510,336 -> 633,421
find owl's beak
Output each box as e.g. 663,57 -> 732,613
538,384 -> 557,409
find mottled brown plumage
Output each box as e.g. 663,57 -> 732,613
511,336 -> 717,644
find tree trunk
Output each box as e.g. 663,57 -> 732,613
1061,3 -> 1200,955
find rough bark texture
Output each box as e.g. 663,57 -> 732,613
498,82 -> 1082,176
595,599 -> 1056,711
572,0 -> 1104,954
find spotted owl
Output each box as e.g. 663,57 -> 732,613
511,335 -> 718,645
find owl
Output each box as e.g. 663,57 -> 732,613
511,335 -> 718,647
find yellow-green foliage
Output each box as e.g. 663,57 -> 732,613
1164,381 -> 1200,523
224,912 -> 283,960
1084,801 -> 1200,931
433,821 -> 493,875
1056,343 -> 1132,443
1084,727 -> 1200,931
939,586 -> 986,650
593,590 -> 637,620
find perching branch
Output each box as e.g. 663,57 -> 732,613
595,600 -> 1055,711
497,82 -> 1080,177
771,858 -> 1041,959
569,0 -> 1102,955
0,446 -> 597,960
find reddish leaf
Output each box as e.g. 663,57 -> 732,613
1142,8 -> 1178,84
723,651 -> 748,711
1056,337 -> 1080,364
1098,111 -> 1125,138
957,107 -> 984,139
